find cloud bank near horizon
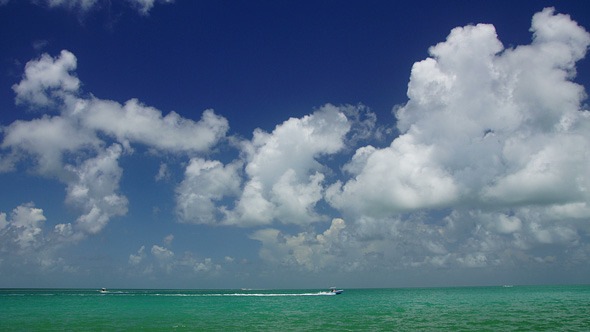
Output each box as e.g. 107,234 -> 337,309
1,7 -> 589,282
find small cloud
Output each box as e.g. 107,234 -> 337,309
0,203 -> 46,250
128,0 -> 174,16
12,50 -> 79,108
163,234 -> 173,246
151,245 -> 174,260
1,0 -> 173,16
155,163 -> 170,181
128,245 -> 145,265
32,39 -> 49,51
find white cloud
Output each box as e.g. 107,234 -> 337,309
0,202 -> 88,277
328,7 -> 590,217
80,99 -> 228,153
151,244 -> 174,260
223,104 -> 352,226
327,134 -> 460,216
0,0 -> 173,15
1,48 -> 231,273
178,255 -> 220,273
269,169 -> 325,223
0,203 -> 46,251
127,243 -> 221,277
176,158 -> 241,225
531,8 -> 590,62
163,234 -> 174,246
2,6 -> 590,284
129,245 -> 145,265
53,223 -> 74,238
0,212 -> 7,230
65,144 -> 128,234
127,0 -> 174,15
250,207 -> 583,273
244,104 -> 349,185
2,115 -> 100,177
249,218 -> 348,271
0,203 -> 83,276
175,104 -> 353,227
155,163 -> 170,181
253,8 -> 590,274
46,0 -> 98,11
12,50 -> 79,108
3,50 -> 229,238
457,253 -> 488,268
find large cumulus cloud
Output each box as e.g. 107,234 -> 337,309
174,103 -> 375,227
328,8 -> 590,216
272,8 -> 590,272
225,104 -> 352,227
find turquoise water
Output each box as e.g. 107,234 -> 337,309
1,285 -> 589,330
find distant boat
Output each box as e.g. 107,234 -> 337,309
329,287 -> 343,295
99,288 -> 108,293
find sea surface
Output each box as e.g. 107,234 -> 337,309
1,285 -> 589,331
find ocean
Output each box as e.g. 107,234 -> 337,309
1,285 -> 589,330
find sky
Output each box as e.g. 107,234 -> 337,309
1,0 -> 590,289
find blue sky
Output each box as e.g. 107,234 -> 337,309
1,0 -> 590,289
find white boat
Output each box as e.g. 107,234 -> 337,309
99,288 -> 108,293
329,287 -> 343,295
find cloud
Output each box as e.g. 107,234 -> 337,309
163,234 -> 174,246
81,99 -> 229,153
3,49 -> 229,232
1,49 -> 229,270
0,203 -> 46,251
45,0 -> 98,12
128,243 -> 221,277
155,163 -> 170,181
127,0 -> 174,15
177,255 -> 220,274
129,245 -> 146,265
175,103 -> 361,227
2,6 -> 590,285
0,0 -> 173,15
64,144 -> 128,234
12,50 -> 79,108
176,158 -> 242,224
169,7 -> 590,277
253,8 -> 590,273
328,7 -> 590,216
2,115 -> 100,176
0,203 -> 81,274
151,244 -> 174,261
327,134 -> 460,216
249,218 -> 349,271
221,104 -> 352,227
173,103 -> 381,228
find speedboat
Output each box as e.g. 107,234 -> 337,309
329,287 -> 343,295
99,288 -> 108,293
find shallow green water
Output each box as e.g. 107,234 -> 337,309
1,285 -> 589,330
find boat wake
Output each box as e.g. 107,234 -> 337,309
214,292 -> 337,297
149,291 -> 338,297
